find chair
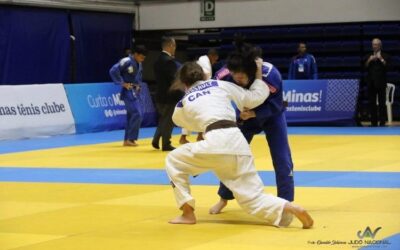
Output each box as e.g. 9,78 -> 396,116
342,24 -> 361,36
380,24 -> 400,35
307,42 -> 324,52
342,56 -> 361,67
324,25 -> 342,37
363,24 -> 381,35
341,41 -> 360,51
383,40 -> 400,51
391,56 -> 400,67
324,41 -> 342,52
324,57 -> 343,67
307,26 -> 324,37
386,83 -> 396,124
377,83 -> 396,124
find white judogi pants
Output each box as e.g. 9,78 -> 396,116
166,129 -> 292,226
181,128 -> 191,136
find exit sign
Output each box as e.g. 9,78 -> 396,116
201,0 -> 215,21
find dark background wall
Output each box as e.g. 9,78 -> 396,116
0,4 -> 398,121
135,22 -> 400,122
0,5 -> 133,85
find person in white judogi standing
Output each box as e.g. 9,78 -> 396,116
180,49 -> 219,144
196,48 -> 219,80
165,61 -> 313,228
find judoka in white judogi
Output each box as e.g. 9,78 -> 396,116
166,61 -> 313,228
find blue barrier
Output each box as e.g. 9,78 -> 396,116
64,82 -> 157,134
283,79 -> 359,125
63,80 -> 359,134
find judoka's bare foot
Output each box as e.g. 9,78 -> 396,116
284,203 -> 313,229
169,203 -> 196,224
179,135 -> 190,145
123,140 -> 138,146
196,133 -> 204,141
209,199 -> 227,214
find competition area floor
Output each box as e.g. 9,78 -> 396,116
0,127 -> 399,250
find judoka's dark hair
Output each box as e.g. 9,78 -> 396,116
178,62 -> 204,87
207,48 -> 219,56
298,41 -> 307,46
226,35 -> 259,78
133,45 -> 147,56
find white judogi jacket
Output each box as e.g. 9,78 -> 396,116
172,79 -> 269,156
196,55 -> 212,79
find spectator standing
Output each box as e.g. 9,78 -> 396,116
364,38 -> 390,127
288,42 -> 318,80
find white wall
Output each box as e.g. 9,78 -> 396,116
0,0 -> 135,13
138,0 -> 400,30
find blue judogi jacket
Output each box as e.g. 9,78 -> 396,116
109,56 -> 142,100
288,53 -> 318,80
214,62 -> 285,126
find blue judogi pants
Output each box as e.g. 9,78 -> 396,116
122,95 -> 142,141
217,112 -> 294,201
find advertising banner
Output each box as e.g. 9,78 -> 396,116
0,84 -> 76,140
64,82 -> 157,134
283,79 -> 359,124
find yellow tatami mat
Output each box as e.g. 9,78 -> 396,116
0,135 -> 399,172
0,132 -> 399,249
0,183 -> 399,250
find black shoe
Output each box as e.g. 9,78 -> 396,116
379,122 -> 386,127
151,141 -> 160,149
162,145 -> 176,151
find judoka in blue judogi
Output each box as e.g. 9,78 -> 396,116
109,46 -> 147,146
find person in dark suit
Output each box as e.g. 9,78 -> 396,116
364,38 -> 390,127
152,36 -> 181,151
